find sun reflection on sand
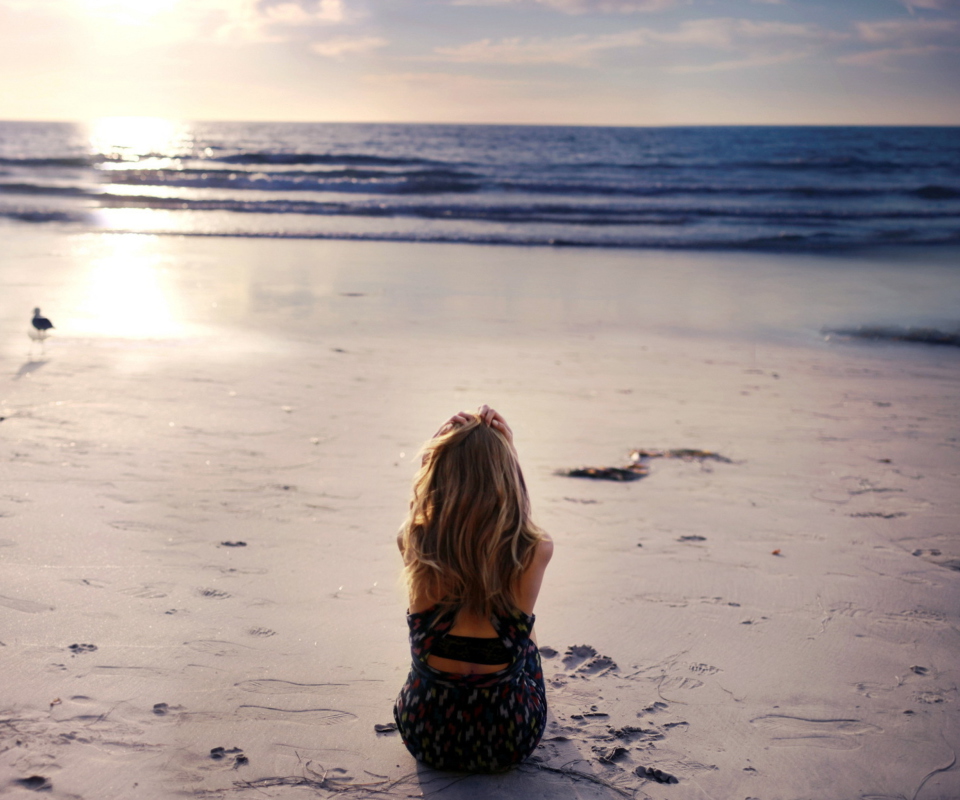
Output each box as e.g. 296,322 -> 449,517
70,234 -> 185,339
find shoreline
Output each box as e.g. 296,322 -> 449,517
6,217 -> 960,256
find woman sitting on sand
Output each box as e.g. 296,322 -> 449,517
394,405 -> 553,772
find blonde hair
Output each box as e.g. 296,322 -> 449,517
400,414 -> 545,619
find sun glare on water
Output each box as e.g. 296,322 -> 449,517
87,116 -> 188,161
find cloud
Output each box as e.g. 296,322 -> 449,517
655,18 -> 834,46
449,0 -> 684,12
0,0 -> 349,43
838,44 -> 953,67
363,71 -> 525,88
310,34 -> 386,56
900,0 -> 960,9
843,17 -> 960,67
210,0 -> 346,43
665,49 -> 809,73
434,18 -> 837,66
855,18 -> 958,43
532,0 -> 681,12
434,30 -> 647,65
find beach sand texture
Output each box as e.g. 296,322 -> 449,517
1,229 -> 959,799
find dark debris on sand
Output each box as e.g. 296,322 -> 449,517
558,447 -> 732,482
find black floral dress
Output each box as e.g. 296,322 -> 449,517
393,605 -> 547,772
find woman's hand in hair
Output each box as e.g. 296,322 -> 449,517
478,405 -> 513,445
433,411 -> 472,439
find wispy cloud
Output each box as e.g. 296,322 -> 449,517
363,71 -> 525,88
310,34 -> 386,56
210,0 -> 346,43
531,0 -> 682,12
449,0 -> 684,13
655,18 -> 835,46
0,0 -> 350,42
434,17 -> 836,66
855,17 -> 957,43
843,16 -> 960,67
665,49 -> 809,73
434,31 -> 646,65
900,0 -> 960,10
838,43 -> 954,67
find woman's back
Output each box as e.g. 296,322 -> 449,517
407,533 -> 553,675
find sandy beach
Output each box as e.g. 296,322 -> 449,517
1,225 -> 959,799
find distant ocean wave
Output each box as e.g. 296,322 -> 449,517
6,173 -> 959,205
1,122 -> 958,250
823,326 -> 960,347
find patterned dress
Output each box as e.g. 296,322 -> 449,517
393,605 -> 547,772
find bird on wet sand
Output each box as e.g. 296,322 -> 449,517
29,307 -> 54,354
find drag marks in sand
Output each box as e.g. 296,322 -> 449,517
236,679 -> 351,694
0,593 -> 54,613
821,601 -> 959,645
748,714 -> 881,750
236,705 -> 356,725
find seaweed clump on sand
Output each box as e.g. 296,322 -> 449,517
629,448 -> 732,464
558,448 -> 732,482
559,464 -> 649,482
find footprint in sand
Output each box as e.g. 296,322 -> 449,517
689,663 -> 720,674
210,746 -> 249,769
750,715 -> 881,749
197,588 -> 231,599
118,584 -> 172,600
185,640 -> 254,657
561,645 -> 619,677
636,766 -> 679,784
15,776 -> 52,791
641,701 -> 668,714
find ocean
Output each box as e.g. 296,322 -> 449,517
1,120 -> 959,251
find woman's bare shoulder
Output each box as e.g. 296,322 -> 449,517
532,533 -> 553,566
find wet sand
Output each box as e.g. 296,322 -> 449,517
1,226 -> 959,798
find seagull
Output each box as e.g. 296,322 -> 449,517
29,307 -> 54,354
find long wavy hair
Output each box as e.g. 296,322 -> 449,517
400,414 -> 545,620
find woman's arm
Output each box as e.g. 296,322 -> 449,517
515,534 -> 553,616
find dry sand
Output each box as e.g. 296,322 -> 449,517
1,228 -> 959,799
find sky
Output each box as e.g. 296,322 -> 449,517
1,0 -> 958,124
